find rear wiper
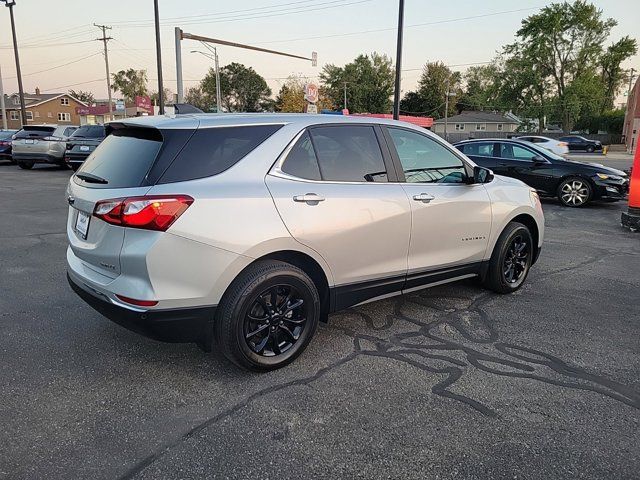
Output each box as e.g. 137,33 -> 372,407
76,172 -> 108,184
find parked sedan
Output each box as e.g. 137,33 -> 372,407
64,125 -> 106,171
455,138 -> 628,207
559,135 -> 603,153
0,129 -> 18,162
517,135 -> 569,155
12,125 -> 78,169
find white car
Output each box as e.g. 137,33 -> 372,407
66,114 -> 544,370
517,135 -> 569,155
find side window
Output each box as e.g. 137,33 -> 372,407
281,131 -> 321,181
499,143 -> 537,161
388,128 -> 467,184
459,142 -> 495,157
309,126 -> 388,182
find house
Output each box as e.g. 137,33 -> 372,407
432,110 -> 521,134
0,87 -> 87,129
622,77 -> 639,154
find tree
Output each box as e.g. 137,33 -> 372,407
150,88 -> 175,106
274,76 -> 333,112
184,86 -> 212,112
599,36 -> 638,112
505,1 -> 634,131
320,53 -> 394,113
399,62 -> 461,118
111,69 -> 148,103
68,89 -> 94,105
199,63 -> 271,112
458,64 -> 502,111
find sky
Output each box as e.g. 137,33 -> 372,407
0,0 -> 638,104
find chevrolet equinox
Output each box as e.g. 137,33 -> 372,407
66,114 -> 544,370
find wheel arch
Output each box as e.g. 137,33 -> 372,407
509,213 -> 541,264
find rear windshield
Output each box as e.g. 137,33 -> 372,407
158,124 -> 283,184
75,128 -> 162,189
71,125 -> 105,139
0,130 -> 17,140
14,126 -> 55,139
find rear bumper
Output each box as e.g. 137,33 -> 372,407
64,152 -> 90,165
67,271 -> 215,346
12,152 -> 64,164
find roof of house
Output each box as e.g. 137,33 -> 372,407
2,92 -> 88,108
434,110 -> 520,124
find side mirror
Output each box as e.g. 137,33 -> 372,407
532,155 -> 548,164
472,166 -> 493,184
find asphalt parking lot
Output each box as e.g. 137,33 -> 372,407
1,158 -> 639,480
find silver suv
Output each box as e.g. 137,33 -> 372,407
66,114 -> 544,370
12,125 -> 78,169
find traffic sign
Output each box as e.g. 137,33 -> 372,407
304,83 -> 319,104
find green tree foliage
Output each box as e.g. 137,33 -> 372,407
111,69 -> 148,103
320,53 -> 394,113
184,86 -> 211,112
274,76 -> 333,112
600,36 -> 638,111
574,108 -> 625,134
68,90 -> 94,105
199,63 -> 272,112
150,88 -> 175,106
457,64 -> 502,111
502,1 -> 636,131
400,62 -> 461,118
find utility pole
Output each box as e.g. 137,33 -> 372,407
443,85 -> 456,141
213,47 -> 221,113
628,68 -> 636,97
153,0 -> 164,114
2,0 -> 27,126
343,82 -> 347,110
95,24 -> 113,121
175,28 -> 184,103
392,0 -> 405,120
0,64 -> 7,130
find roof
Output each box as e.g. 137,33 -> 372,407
114,112 -> 435,130
353,113 -> 433,128
434,110 -> 520,124
3,92 -> 88,108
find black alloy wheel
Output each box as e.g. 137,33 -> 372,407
586,145 -> 595,153
244,284 -> 307,357
483,222 -> 533,294
215,260 -> 320,371
502,234 -> 530,286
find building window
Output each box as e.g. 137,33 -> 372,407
10,111 -> 19,120
35,111 -> 40,118
47,112 -> 53,118
58,112 -> 71,122
475,123 -> 487,131
60,97 -> 70,106
497,124 -> 503,131
13,97 -> 19,105
26,111 -> 33,121
455,124 -> 465,131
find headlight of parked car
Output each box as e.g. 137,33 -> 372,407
596,173 -> 623,181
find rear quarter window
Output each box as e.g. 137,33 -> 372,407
158,124 -> 283,184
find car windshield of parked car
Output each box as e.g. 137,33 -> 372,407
458,141 -> 495,157
71,125 -> 105,139
308,125 -> 388,182
13,126 -> 55,139
389,128 -> 466,183
526,142 -> 564,160
0,130 -> 17,140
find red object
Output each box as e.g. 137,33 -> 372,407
629,145 -> 640,208
135,95 -> 153,112
352,113 -> 434,128
115,295 -> 158,307
93,195 -> 194,231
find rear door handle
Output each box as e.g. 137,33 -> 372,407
293,193 -> 325,204
412,193 -> 435,203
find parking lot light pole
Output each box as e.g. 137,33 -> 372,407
0,64 -> 7,130
392,0 -> 404,120
2,0 -> 27,126
153,0 -> 164,114
191,50 -> 222,112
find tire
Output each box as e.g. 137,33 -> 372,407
483,222 -> 533,294
17,161 -> 34,170
557,176 -> 592,207
70,164 -> 80,172
586,145 -> 594,153
214,260 -> 320,371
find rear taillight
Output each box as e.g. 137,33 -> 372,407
0,141 -> 9,146
93,195 -> 194,231
115,294 -> 158,307
559,142 -> 568,147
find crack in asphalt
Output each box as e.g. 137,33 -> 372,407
119,278 -> 640,479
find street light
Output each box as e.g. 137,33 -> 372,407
1,0 -> 27,126
392,0 -> 405,120
191,50 -> 222,113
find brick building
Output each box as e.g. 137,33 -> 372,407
0,88 -> 88,129
623,77 -> 640,154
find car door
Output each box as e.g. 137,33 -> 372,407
456,141 -> 499,169
494,142 -> 555,193
265,124 -> 411,308
383,126 -> 491,288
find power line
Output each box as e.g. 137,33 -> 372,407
41,78 -> 106,92
0,39 -> 95,50
3,52 -> 102,79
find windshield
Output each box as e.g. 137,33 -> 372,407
521,141 -> 565,160
13,127 -> 55,139
0,130 -> 17,140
